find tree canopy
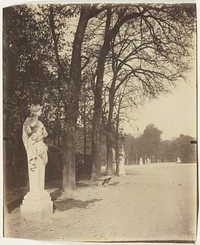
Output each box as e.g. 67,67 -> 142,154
3,3 -> 196,190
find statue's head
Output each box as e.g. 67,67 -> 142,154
30,104 -> 42,116
119,145 -> 124,152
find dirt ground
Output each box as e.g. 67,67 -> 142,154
3,163 -> 198,243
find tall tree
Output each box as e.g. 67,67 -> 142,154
91,3 -> 196,178
138,124 -> 162,162
161,135 -> 197,163
61,5 -> 90,190
91,5 -> 150,179
61,4 -> 108,191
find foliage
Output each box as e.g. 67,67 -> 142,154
162,134 -> 197,163
125,129 -> 196,164
137,124 -> 162,162
124,134 -> 138,164
3,3 -> 196,188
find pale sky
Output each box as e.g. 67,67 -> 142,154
123,71 -> 197,140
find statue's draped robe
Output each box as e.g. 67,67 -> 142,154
22,117 -> 48,195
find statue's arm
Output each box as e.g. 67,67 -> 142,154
34,123 -> 48,142
23,118 -> 33,137
23,118 -> 40,142
42,126 -> 48,138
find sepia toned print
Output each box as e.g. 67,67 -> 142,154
3,2 -> 197,243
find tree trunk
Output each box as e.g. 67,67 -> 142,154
115,96 -> 124,176
83,97 -> 87,164
91,8 -> 135,179
91,10 -> 112,180
62,6 -> 91,191
62,126 -> 76,191
115,110 -> 120,176
106,79 -> 116,175
3,113 -> 8,214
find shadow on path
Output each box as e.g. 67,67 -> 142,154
7,196 -> 24,213
6,179 -> 116,213
54,198 -> 102,212
108,181 -> 120,186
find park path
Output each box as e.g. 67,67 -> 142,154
4,163 -> 197,242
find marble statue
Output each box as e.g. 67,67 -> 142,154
21,104 -> 53,220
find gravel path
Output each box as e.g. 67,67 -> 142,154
4,163 -> 197,243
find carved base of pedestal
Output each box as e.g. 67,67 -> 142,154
20,191 -> 53,221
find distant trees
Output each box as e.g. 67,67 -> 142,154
125,124 -> 162,164
125,125 -> 196,164
161,134 -> 196,163
138,124 -> 162,162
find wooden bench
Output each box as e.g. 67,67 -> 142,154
98,176 -> 112,186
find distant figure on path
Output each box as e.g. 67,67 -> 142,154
22,104 -> 48,194
139,157 -> 143,165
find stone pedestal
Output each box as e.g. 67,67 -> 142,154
21,112 -> 53,221
20,159 -> 53,221
21,190 -> 53,221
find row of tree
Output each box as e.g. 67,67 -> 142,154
125,124 -> 197,164
3,4 -> 196,192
